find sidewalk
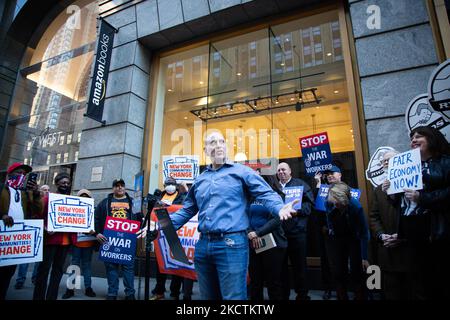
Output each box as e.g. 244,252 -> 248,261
6,270 -> 335,300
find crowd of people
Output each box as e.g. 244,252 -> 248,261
0,125 -> 449,300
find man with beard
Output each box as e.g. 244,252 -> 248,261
33,172 -> 78,300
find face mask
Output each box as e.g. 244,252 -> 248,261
165,185 -> 177,194
57,185 -> 71,195
7,174 -> 25,190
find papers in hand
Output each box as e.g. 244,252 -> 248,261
255,233 -> 277,254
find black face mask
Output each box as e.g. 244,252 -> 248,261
57,185 -> 71,195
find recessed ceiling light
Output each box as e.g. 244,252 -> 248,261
287,111 -> 290,114
327,53 -> 332,56
167,89 -> 173,92
290,97 -> 295,101
236,72 -> 242,76
199,81 -> 204,85
316,106 -> 319,109
184,116 -> 188,120
280,63 -> 285,66
334,90 -> 339,94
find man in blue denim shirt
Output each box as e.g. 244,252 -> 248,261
170,132 -> 298,300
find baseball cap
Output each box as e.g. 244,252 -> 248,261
112,178 -> 125,187
326,165 -> 341,174
7,162 -> 32,175
77,189 -> 92,198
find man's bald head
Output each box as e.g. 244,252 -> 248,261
277,162 -> 292,183
204,131 -> 227,165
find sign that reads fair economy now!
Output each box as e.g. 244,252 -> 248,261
99,217 -> 141,265
86,19 -> 116,123
48,193 -> 95,232
387,148 -> 423,195
299,132 -> 333,176
0,220 -> 44,267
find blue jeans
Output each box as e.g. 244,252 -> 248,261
194,231 -> 248,300
71,246 -> 94,289
104,262 -> 135,297
16,263 -> 39,284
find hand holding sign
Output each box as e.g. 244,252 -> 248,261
279,199 -> 300,220
387,148 -> 423,195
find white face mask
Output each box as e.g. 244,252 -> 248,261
165,185 -> 176,194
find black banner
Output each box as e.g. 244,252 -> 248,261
86,19 -> 116,123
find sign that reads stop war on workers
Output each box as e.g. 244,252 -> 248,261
387,148 -> 423,195
48,193 -> 95,232
153,205 -> 199,280
299,132 -> 333,176
99,217 -> 141,265
0,220 -> 44,267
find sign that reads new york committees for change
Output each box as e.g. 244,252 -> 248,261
48,193 -> 95,232
99,217 -> 141,265
163,155 -> 199,184
299,132 -> 333,176
315,185 -> 361,212
0,220 -> 44,267
283,186 -> 303,210
387,148 -> 423,195
86,19 -> 116,123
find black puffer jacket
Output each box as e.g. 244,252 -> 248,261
418,155 -> 450,241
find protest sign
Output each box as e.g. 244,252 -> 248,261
283,186 -> 303,210
387,148 -> 423,195
152,205 -> 198,280
162,155 -> 199,184
366,146 -> 396,187
0,220 -> 43,267
99,217 -> 141,265
48,193 -> 95,232
299,132 -> 333,176
315,185 -> 361,211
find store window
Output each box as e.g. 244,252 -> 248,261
156,10 -> 356,259
1,0 -> 98,185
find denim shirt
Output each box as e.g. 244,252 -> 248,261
170,161 -> 285,233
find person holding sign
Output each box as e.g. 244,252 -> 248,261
325,182 -> 369,300
392,126 -> 450,299
61,189 -> 97,299
150,176 -> 194,301
94,179 -> 146,300
0,162 -> 42,300
33,172 -> 78,300
168,132 -> 297,300
276,162 -> 314,300
248,173 -> 287,301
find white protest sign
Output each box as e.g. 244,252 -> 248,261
387,148 -> 423,195
47,193 -> 95,232
0,220 -> 44,267
366,146 -> 396,187
162,155 -> 199,184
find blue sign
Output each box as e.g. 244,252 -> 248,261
299,132 -> 333,176
99,217 -> 140,265
315,185 -> 361,212
283,186 -> 304,210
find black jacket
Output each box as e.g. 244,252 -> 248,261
94,192 -> 139,235
418,154 -> 450,241
280,178 -> 314,236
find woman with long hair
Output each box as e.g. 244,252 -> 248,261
401,126 -> 450,299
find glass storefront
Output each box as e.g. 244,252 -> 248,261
155,10 -> 356,258
0,0 -> 98,186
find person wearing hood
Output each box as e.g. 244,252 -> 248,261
0,162 -> 42,300
33,172 -> 78,300
94,178 -> 145,300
